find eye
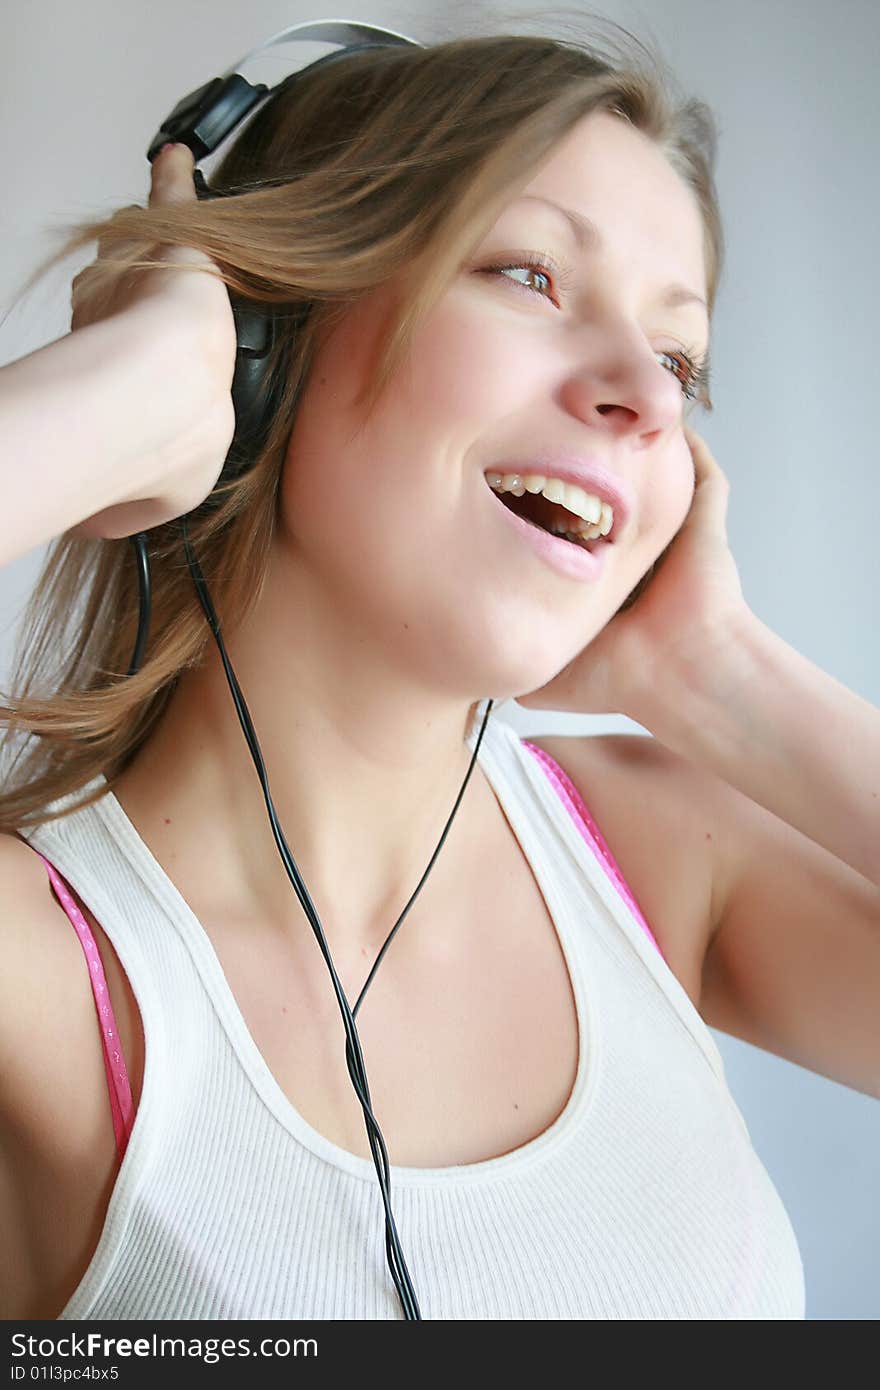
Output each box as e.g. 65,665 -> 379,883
657,348 -> 711,403
479,250 -> 574,305
479,252 -> 710,403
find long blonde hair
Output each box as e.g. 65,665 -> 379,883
0,12 -> 723,834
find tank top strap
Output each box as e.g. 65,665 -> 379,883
33,849 -> 134,1163
521,739 -> 664,961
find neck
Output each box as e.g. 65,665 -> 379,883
112,544 -> 492,958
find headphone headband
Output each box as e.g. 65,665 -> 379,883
146,18 -> 422,162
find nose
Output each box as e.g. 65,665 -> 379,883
562,327 -> 685,441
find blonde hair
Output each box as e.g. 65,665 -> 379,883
0,10 -> 723,833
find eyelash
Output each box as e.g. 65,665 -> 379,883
479,250 -> 710,403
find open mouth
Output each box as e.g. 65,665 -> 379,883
484,478 -> 608,552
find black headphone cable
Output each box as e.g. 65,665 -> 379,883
126,532 -> 151,678
126,523 -> 495,1318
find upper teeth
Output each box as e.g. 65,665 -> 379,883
485,473 -> 614,540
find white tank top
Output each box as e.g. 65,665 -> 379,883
21,712 -> 805,1319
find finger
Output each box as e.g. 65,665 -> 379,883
149,142 -> 197,207
684,425 -> 729,490
681,431 -> 732,537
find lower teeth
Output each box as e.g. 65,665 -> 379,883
549,528 -> 591,548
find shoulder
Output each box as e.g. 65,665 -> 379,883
0,832 -> 122,1317
524,732 -> 723,1003
0,831 -> 113,1140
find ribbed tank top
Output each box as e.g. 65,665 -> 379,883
18,714 -> 805,1319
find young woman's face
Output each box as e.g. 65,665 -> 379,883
276,109 -> 711,705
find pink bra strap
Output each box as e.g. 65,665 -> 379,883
522,740 -> 664,960
34,851 -> 134,1162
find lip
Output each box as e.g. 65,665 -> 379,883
483,455 -> 632,543
483,480 -> 610,583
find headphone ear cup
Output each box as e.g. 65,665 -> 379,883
188,168 -> 279,489
224,295 -> 280,474
215,297 -> 311,497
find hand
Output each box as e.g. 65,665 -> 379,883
516,426 -> 752,717
66,143 -> 237,540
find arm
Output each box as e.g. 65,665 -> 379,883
630,612 -> 880,891
629,612 -> 880,1098
0,143 -> 237,570
0,306 -> 227,569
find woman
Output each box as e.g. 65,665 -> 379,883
1,27 -> 875,1321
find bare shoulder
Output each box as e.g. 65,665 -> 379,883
525,732 -> 724,1005
0,831 -> 71,1116
0,831 -> 122,1317
0,832 -> 105,1123
0,826 -> 145,1137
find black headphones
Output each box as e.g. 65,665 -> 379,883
148,19 -> 420,479
126,20 -> 421,670
124,20 -> 496,1320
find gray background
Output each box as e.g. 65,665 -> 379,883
1,0 -> 877,1319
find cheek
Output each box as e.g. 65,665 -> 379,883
279,300 -> 397,523
398,288 -> 554,429
281,291 -> 534,524
275,301 -> 471,590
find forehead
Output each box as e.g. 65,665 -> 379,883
499,109 -> 706,291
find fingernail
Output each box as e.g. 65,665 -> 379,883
158,142 -> 175,157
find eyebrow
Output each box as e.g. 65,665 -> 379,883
514,194 -> 709,316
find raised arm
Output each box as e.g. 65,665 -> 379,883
0,144 -> 236,569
